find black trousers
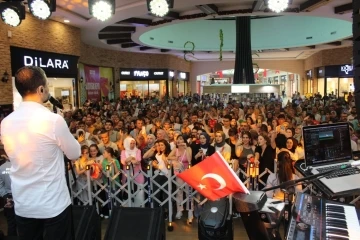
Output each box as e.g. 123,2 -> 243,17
4,206 -> 17,236
15,205 -> 72,240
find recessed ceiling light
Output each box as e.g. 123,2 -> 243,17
64,19 -> 70,23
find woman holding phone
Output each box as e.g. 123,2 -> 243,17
143,140 -> 171,219
168,135 -> 193,222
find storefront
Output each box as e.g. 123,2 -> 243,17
119,68 -> 189,99
10,46 -> 79,110
317,64 -> 354,98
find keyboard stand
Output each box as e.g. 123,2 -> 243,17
294,160 -> 360,204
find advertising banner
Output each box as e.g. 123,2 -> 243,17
84,65 -> 101,101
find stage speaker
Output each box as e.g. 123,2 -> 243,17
73,205 -> 101,240
104,207 -> 165,240
198,198 -> 233,240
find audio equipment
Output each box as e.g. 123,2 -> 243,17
104,207 -> 165,240
286,193 -> 360,240
72,205 -> 101,240
198,198 -> 233,240
233,191 -> 285,240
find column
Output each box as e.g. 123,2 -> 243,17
354,0 -> 360,112
233,17 -> 255,84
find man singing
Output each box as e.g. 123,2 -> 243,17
0,66 -> 81,240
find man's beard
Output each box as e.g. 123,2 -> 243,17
43,94 -> 50,103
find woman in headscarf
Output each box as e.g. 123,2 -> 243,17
193,132 -> 215,166
120,137 -> 144,207
214,131 -> 231,162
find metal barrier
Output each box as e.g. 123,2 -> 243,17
68,159 -> 276,231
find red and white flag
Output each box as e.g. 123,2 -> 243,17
177,152 -> 250,201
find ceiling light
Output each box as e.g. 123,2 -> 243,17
0,2 -> 25,27
268,0 -> 288,13
88,0 -> 115,21
64,19 -> 70,23
28,0 -> 56,20
1,8 -> 20,27
149,0 -> 169,17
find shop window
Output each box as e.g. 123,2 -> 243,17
326,78 -> 338,96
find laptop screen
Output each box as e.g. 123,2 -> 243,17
303,123 -> 352,167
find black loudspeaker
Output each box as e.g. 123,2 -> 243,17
104,207 -> 165,240
73,205 -> 101,240
198,198 -> 233,240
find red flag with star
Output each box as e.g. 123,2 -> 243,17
177,152 -> 250,201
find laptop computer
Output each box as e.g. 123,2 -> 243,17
303,122 -> 360,193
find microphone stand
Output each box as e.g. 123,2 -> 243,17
64,155 -> 76,240
233,163 -> 353,240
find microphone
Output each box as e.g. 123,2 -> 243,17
49,95 -> 64,110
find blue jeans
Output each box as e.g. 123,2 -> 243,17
15,205 -> 72,240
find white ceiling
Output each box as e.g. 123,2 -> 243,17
50,0 -> 353,61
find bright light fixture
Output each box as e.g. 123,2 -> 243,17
1,8 -> 21,27
90,0 -> 114,21
0,2 -> 25,27
268,0 -> 288,13
149,0 -> 169,17
64,19 -> 70,23
29,0 -> 51,20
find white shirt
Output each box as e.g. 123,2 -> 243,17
1,101 -> 81,218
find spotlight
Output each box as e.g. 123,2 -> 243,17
268,0 -> 288,13
88,0 -> 115,21
146,0 -> 174,17
0,2 -> 25,27
28,0 -> 56,20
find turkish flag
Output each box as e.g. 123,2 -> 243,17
177,152 -> 250,201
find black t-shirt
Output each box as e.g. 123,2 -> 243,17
255,145 -> 275,173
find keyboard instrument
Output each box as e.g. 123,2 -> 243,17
286,193 -> 360,240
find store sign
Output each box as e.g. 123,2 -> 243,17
154,71 -> 164,75
10,46 -> 79,77
24,56 -> 69,69
340,65 -> 353,75
121,71 -> 130,75
323,65 -> 354,77
169,71 -> 174,77
134,70 -> 149,77
317,67 -> 325,78
306,70 -> 312,79
119,68 -> 169,80
179,72 -> 186,79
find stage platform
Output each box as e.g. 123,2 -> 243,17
0,210 -> 285,240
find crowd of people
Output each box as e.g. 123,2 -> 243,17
1,83 -> 359,235
56,91 -> 358,218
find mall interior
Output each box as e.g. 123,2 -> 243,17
0,0 -> 359,239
